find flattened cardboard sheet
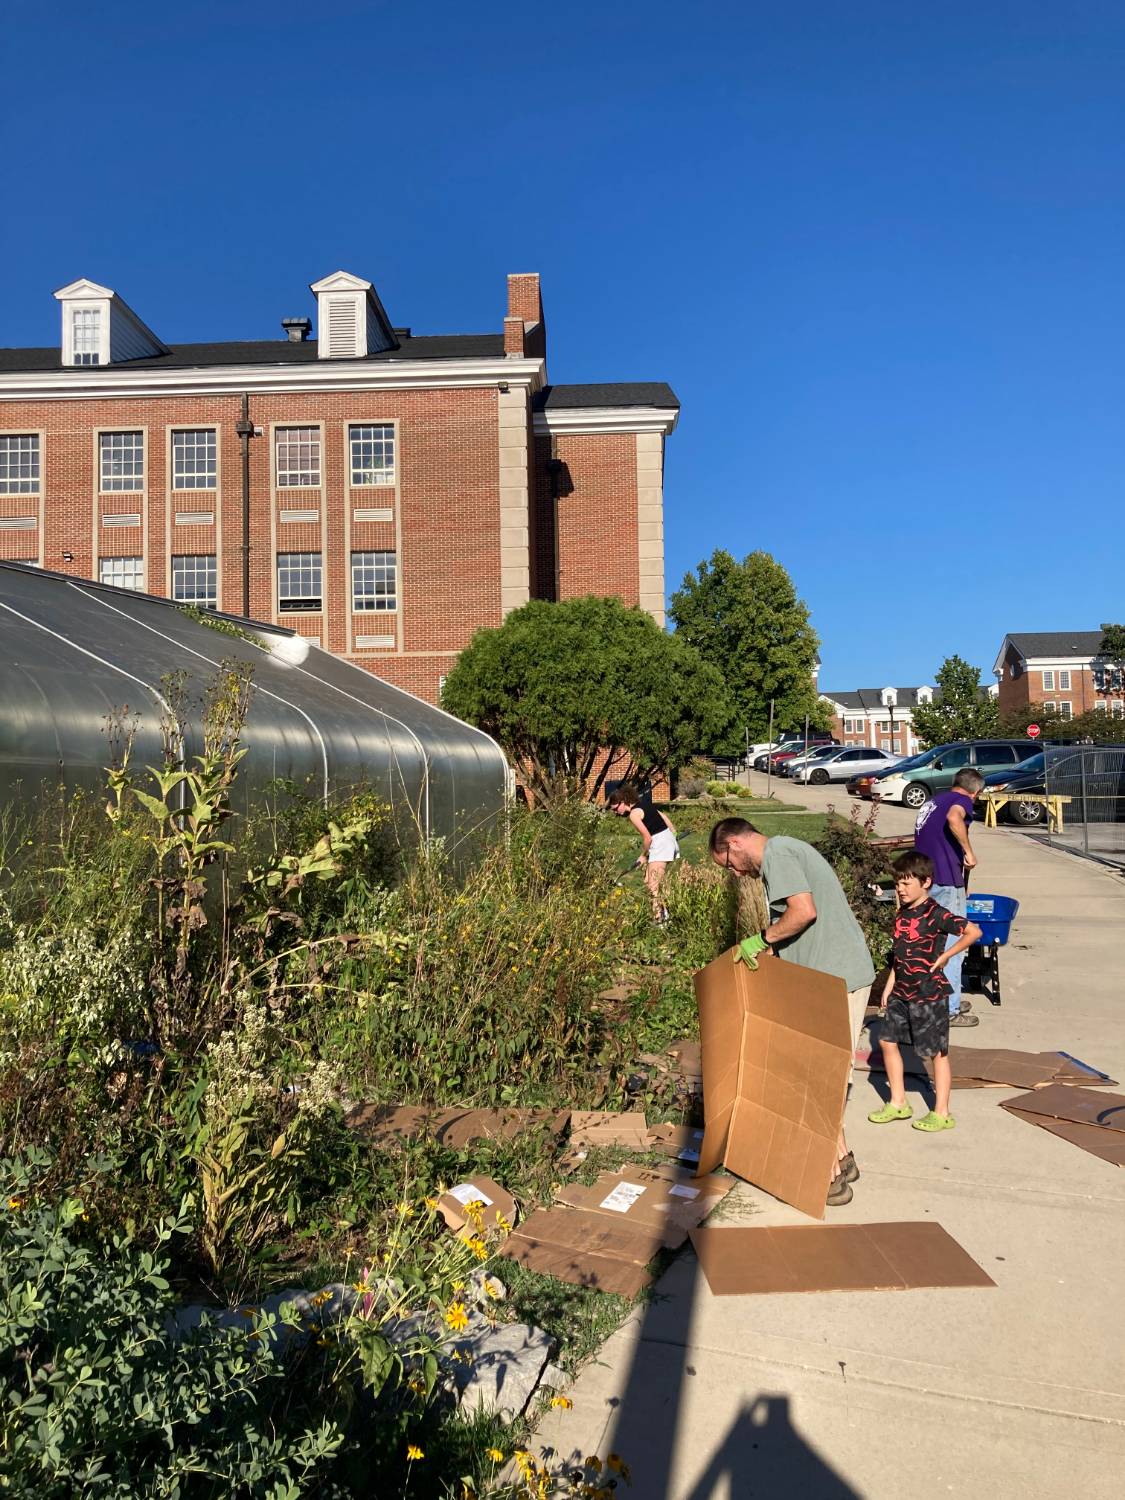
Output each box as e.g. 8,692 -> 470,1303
856,1042 -> 1118,1092
646,1122 -> 706,1165
689,1222 -> 995,1296
553,1166 -> 733,1248
436,1176 -> 517,1240
346,1104 -> 569,1148
498,1207 -> 659,1298
569,1111 -> 650,1150
695,950 -> 852,1220
1001,1085 -> 1125,1168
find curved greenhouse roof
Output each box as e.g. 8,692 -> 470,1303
0,561 -> 510,842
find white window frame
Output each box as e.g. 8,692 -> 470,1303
348,423 -> 396,487
1058,669 -> 1071,691
171,554 -> 218,609
277,551 -> 323,612
1095,701 -> 1107,713
0,434 -> 40,494
99,556 -> 144,590
100,431 -> 145,492
72,306 -> 102,366
1041,670 -> 1055,690
1112,701 -> 1124,719
1059,701 -> 1073,719
171,429 -> 217,491
275,426 -> 321,488
351,550 -> 397,612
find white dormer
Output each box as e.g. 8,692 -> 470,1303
309,270 -> 395,359
53,279 -> 167,367
881,685 -> 898,708
916,685 -> 934,705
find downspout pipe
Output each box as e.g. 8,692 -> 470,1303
235,394 -> 255,618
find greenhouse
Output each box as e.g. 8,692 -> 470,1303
0,559 -> 510,842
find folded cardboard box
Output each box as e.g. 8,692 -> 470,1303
436,1176 -> 518,1240
499,1207 -> 660,1298
1001,1084 -> 1125,1167
553,1165 -> 733,1249
690,1222 -> 995,1295
694,949 -> 852,1220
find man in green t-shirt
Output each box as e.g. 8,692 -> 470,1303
710,817 -> 876,1207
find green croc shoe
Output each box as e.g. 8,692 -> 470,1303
868,1102 -> 913,1124
912,1111 -> 955,1132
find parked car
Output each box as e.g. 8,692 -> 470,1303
980,746 -> 1125,825
794,746 -> 904,785
781,744 -> 843,779
752,731 -> 830,772
847,749 -> 930,798
978,753 -> 1048,824
872,740 -> 1043,810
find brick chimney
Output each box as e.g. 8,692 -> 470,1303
505,273 -> 547,367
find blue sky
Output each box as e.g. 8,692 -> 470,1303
5,1 -> 1124,688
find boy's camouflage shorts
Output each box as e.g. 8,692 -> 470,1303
881,995 -> 949,1059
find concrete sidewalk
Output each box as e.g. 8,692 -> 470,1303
532,818 -> 1125,1498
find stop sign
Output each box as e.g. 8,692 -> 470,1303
1027,723 -> 1041,739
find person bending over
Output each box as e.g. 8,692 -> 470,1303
608,783 -> 679,923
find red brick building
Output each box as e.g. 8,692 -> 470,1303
820,686 -> 933,757
992,632 -> 1124,721
0,271 -> 678,703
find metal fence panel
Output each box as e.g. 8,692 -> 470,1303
1044,744 -> 1125,864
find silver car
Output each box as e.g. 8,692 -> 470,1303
793,746 -> 904,785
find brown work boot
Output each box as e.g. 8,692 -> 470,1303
826,1175 -> 854,1207
839,1152 -> 860,1184
950,1011 -> 980,1027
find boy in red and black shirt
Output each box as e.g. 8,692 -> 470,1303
868,851 -> 981,1133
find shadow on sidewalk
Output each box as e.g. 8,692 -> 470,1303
547,1251 -> 860,1499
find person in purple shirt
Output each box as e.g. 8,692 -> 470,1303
913,767 -> 986,1028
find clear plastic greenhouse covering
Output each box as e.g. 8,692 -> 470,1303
0,561 -> 511,846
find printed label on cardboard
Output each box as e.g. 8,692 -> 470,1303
598,1181 -> 647,1213
668,1183 -> 700,1199
448,1182 -> 494,1208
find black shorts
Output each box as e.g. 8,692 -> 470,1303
881,996 -> 949,1059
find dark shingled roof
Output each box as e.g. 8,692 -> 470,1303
821,687 -> 933,710
532,382 -> 679,410
1005,631 -> 1105,659
0,333 -> 506,372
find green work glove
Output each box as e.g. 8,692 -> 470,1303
735,933 -> 769,970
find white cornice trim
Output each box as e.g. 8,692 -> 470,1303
0,357 -> 545,402
533,405 -> 679,436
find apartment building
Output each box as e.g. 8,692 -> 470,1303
820,686 -> 934,756
992,632 -> 1124,721
0,270 -> 678,703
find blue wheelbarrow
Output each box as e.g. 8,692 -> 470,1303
961,893 -> 1020,1006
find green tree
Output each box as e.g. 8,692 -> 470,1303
668,550 -> 828,739
1099,622 -> 1125,663
911,655 -> 999,747
441,596 -> 737,807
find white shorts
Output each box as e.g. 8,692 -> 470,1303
648,829 -> 679,863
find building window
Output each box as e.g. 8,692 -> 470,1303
1042,702 -> 1055,714
1041,670 -> 1055,690
1059,670 -> 1071,690
277,552 -> 322,612
171,554 -> 217,608
351,550 -> 397,611
172,429 -> 217,490
100,431 -> 144,491
73,308 -> 101,365
349,424 -> 395,487
276,426 -> 321,488
1113,702 -> 1124,718
0,434 -> 40,494
99,556 -> 144,590
1059,701 -> 1073,719
1095,701 -> 1107,713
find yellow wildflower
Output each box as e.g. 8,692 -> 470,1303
550,1394 -> 573,1409
407,1374 -> 426,1394
396,1201 -> 414,1217
444,1300 -> 469,1333
466,1236 -> 489,1261
514,1449 -> 534,1478
424,1197 -> 439,1211
486,1447 -> 505,1463
607,1453 -> 628,1476
452,1280 -> 466,1294
352,1280 -> 371,1295
494,1213 -> 512,1235
406,1443 -> 424,1461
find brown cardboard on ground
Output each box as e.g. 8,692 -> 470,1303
553,1166 -> 733,1248
689,1222 -> 996,1295
569,1111 -> 650,1150
498,1207 -> 659,1298
694,949 -> 852,1221
856,1041 -> 1117,1091
436,1176 -> 517,1240
1001,1084 -> 1125,1167
346,1104 -> 569,1147
646,1122 -> 706,1165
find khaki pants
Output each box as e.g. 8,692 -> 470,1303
847,985 -> 872,1083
